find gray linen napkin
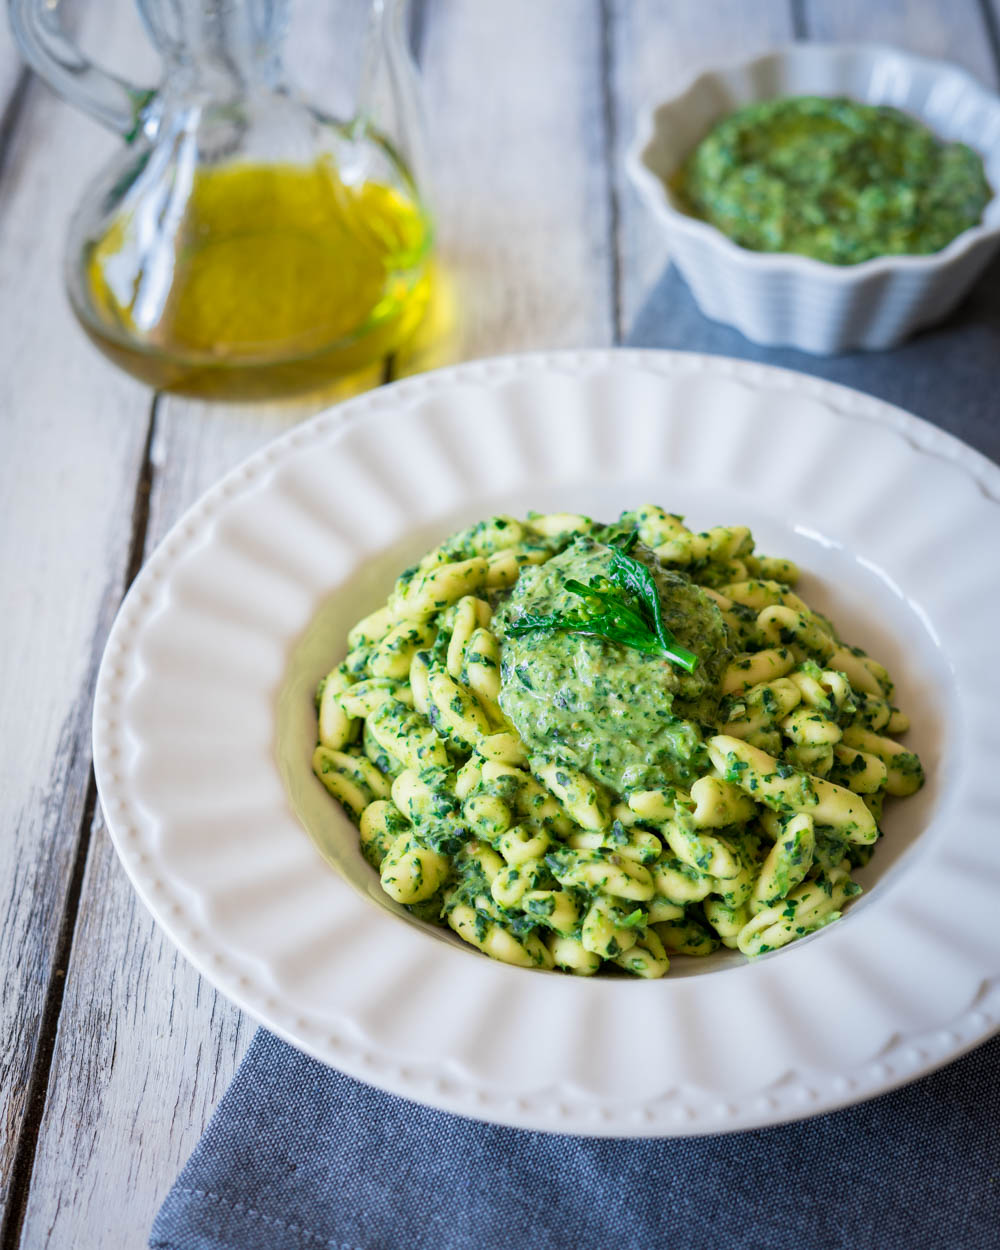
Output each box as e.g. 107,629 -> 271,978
151,262 -> 1000,1250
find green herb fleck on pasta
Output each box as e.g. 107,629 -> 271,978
311,508 -> 924,977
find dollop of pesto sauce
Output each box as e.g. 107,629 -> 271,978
494,535 -> 730,793
672,95 -> 992,264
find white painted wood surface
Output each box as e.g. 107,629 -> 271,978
420,0 -> 615,357
2,3 -> 997,1247
608,1 -> 798,334
0,0 -> 155,1226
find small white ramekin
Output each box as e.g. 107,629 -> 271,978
626,44 -> 1000,354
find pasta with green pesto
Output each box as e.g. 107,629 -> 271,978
312,506 -> 924,977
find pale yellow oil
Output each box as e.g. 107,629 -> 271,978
80,161 -> 432,399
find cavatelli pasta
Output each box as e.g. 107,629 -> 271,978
312,507 -> 923,977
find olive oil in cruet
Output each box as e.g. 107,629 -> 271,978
11,0 -> 433,399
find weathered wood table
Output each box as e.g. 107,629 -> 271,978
3,2 -> 999,1245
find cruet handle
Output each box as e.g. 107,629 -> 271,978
7,0 -> 155,139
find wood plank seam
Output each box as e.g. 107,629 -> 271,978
408,0 -> 430,64
599,0 -> 624,345
0,69 -> 31,185
978,0 -> 1000,77
0,786 -> 98,1250
0,398 -> 159,1250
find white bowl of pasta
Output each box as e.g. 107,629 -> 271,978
93,349 -> 1000,1134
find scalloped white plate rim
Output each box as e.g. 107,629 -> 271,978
92,349 -> 1000,1137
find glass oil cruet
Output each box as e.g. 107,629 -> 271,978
8,0 -> 433,399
